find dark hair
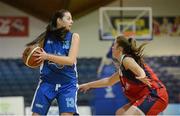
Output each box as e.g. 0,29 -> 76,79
47,9 -> 69,32
116,35 -> 147,66
26,9 -> 70,46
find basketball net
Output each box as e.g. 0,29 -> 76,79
123,31 -> 136,39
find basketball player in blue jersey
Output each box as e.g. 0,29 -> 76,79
26,9 -> 80,116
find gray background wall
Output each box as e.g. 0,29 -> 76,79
0,0 -> 180,58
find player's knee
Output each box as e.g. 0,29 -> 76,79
115,108 -> 126,115
32,112 -> 41,116
61,112 -> 74,116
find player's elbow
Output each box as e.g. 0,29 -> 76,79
66,58 -> 76,66
109,81 -> 115,86
108,78 -> 115,86
108,76 -> 119,86
108,82 -> 113,86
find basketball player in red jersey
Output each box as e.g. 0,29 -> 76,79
79,35 -> 168,115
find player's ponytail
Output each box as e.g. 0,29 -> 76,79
128,37 -> 147,66
116,36 -> 147,66
26,9 -> 69,46
46,9 -> 69,41
26,31 -> 46,46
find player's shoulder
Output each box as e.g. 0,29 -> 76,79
123,56 -> 134,62
122,56 -> 135,68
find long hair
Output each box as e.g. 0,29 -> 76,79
46,9 -> 69,32
116,35 -> 147,66
26,9 -> 69,46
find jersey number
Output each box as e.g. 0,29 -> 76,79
66,98 -> 74,108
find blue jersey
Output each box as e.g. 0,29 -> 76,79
40,32 -> 78,85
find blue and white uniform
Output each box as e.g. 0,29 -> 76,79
31,32 -> 79,115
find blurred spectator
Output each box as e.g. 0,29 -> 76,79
171,16 -> 180,36
160,17 -> 172,35
153,18 -> 161,35
178,93 -> 180,103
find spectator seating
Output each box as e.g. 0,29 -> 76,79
0,56 -> 180,106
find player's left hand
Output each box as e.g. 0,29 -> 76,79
33,48 -> 48,63
137,77 -> 152,87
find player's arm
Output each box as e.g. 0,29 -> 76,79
123,57 -> 151,87
35,33 -> 80,66
79,72 -> 120,93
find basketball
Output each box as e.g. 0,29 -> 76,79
22,45 -> 43,68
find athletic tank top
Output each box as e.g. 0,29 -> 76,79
40,32 -> 78,85
119,55 -> 164,101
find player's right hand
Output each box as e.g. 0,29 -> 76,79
79,83 -> 91,93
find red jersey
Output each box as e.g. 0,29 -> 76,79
119,61 -> 166,103
118,56 -> 168,115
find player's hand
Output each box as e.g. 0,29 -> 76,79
136,76 -> 152,87
79,83 -> 91,93
33,48 -> 48,63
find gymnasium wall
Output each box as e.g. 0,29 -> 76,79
0,0 -> 180,58
0,2 -> 46,58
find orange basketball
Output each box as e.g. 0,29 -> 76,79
22,45 -> 43,68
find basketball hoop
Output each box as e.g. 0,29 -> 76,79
99,7 -> 152,41
123,31 -> 135,38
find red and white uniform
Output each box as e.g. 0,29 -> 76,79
119,57 -> 168,115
